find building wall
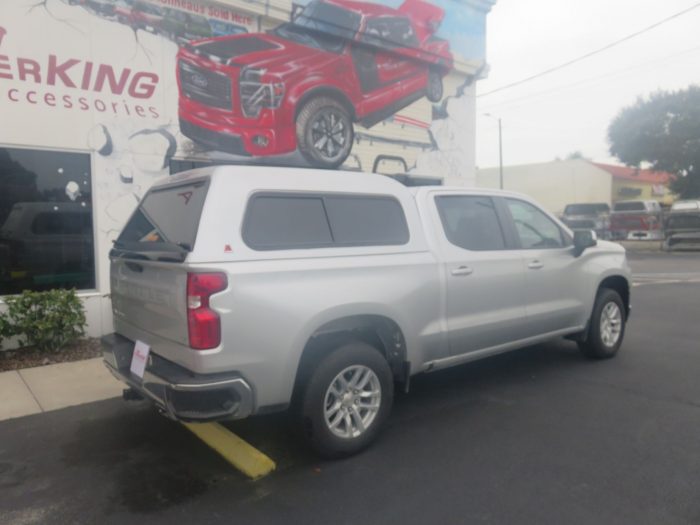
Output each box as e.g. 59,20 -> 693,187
476,159 -> 613,214
612,179 -> 674,206
0,0 -> 495,340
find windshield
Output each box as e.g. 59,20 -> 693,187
117,180 -> 209,252
274,1 -> 361,53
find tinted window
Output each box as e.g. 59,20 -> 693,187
244,196 -> 332,249
325,196 -> 409,245
565,203 -> 607,215
506,199 -> 566,249
613,201 -> 646,212
243,193 -> 409,250
118,180 -> 209,250
0,147 -> 94,295
436,196 -> 506,251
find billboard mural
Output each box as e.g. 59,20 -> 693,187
0,0 -> 492,298
177,0 -> 453,168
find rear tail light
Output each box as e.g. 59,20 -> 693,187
187,272 -> 227,350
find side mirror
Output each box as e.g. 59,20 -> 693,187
573,229 -> 597,257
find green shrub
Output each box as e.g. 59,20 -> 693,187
0,314 -> 6,350
0,289 -> 86,352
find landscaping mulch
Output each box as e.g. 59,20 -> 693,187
0,338 -> 101,372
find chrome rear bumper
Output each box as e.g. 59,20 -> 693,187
102,333 -> 253,422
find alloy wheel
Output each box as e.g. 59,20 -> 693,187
309,109 -> 350,163
323,365 -> 382,439
600,301 -> 622,347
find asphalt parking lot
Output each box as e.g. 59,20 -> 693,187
2,251 -> 700,525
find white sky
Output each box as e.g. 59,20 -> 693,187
475,0 -> 700,169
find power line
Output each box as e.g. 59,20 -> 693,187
478,1 -> 700,98
479,44 -> 700,110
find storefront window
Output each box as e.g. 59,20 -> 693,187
0,148 -> 94,295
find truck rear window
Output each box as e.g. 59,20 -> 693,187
117,180 -> 209,251
614,202 -> 646,212
243,193 -> 409,250
565,203 -> 608,215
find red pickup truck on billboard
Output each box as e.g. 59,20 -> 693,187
177,0 -> 452,168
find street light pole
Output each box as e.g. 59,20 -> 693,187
497,117 -> 503,190
484,113 -> 504,190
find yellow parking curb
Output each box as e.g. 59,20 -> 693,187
183,422 -> 276,480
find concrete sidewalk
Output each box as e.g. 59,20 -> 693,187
0,358 -> 122,421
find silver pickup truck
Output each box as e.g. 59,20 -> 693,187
103,166 -> 631,457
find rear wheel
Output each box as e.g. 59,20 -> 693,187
296,97 -> 354,169
578,288 -> 626,359
297,342 -> 393,458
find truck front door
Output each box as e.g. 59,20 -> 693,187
502,198 -> 588,336
432,193 -> 530,355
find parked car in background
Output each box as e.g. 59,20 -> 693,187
610,199 -> 663,240
663,200 -> 700,251
208,19 -> 249,38
561,202 -> 611,239
128,1 -> 165,33
0,202 -> 94,294
161,8 -> 213,42
103,166 -> 631,457
177,0 -> 452,168
85,0 -> 115,17
113,0 -> 134,24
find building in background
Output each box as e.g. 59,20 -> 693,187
593,163 -> 674,207
476,159 -> 675,215
0,0 -> 496,338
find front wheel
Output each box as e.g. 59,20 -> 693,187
296,96 -> 354,169
578,288 -> 626,359
297,342 -> 394,458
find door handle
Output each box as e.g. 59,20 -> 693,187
528,260 -> 544,270
451,266 -> 474,276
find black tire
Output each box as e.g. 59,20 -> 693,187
296,96 -> 354,169
426,68 -> 443,103
578,288 -> 626,359
297,342 -> 393,458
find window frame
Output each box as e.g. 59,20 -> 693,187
502,197 -> 573,250
241,191 -> 410,251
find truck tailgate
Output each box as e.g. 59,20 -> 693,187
110,258 -> 190,350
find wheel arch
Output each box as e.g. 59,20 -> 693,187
292,314 -> 408,398
294,86 -> 357,122
598,274 -> 631,317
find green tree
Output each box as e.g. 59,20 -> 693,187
565,151 -> 589,161
608,86 -> 700,198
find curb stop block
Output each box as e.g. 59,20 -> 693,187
183,422 -> 276,480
